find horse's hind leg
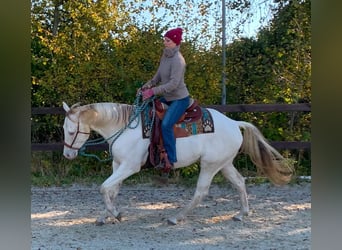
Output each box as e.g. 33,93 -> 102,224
221,163 -> 249,221
167,164 -> 219,225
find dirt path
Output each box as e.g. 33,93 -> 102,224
31,182 -> 311,250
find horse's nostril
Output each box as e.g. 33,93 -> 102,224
63,150 -> 76,160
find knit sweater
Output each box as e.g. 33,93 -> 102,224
149,46 -> 190,101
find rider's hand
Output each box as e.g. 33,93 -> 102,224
142,88 -> 154,101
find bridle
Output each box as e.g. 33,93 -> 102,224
63,120 -> 90,150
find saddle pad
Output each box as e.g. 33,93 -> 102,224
141,106 -> 214,139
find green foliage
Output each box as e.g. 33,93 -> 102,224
223,0 -> 311,177
31,151 -> 112,186
31,0 -> 311,185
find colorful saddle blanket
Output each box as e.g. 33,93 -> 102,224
141,101 -> 215,139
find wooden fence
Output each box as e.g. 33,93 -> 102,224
31,103 -> 311,151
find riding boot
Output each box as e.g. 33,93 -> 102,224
162,153 -> 173,173
156,149 -> 173,173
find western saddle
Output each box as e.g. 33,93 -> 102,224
147,98 -> 202,173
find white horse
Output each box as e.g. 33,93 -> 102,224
62,101 -> 293,225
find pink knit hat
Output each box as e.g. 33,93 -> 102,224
164,28 -> 183,45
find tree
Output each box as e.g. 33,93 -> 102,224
31,0 -> 132,106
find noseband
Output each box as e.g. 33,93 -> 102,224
64,120 -> 90,150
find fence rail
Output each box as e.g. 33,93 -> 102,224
31,103 -> 311,115
31,103 -> 311,151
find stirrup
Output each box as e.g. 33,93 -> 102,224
155,159 -> 173,171
163,157 -> 173,172
155,161 -> 164,170
155,151 -> 173,173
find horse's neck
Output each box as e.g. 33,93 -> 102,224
89,103 -> 134,138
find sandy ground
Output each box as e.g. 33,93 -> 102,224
31,181 -> 311,250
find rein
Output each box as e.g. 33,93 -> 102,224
78,93 -> 156,162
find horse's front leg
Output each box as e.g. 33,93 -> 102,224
95,183 -> 122,225
95,163 -> 139,225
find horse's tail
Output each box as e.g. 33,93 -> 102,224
237,121 -> 294,185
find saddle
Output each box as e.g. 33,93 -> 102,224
154,98 -> 202,136
147,98 -> 202,172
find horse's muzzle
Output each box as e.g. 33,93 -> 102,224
63,149 -> 78,160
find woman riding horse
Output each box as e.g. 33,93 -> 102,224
141,27 -> 190,171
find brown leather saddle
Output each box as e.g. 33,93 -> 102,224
145,98 -> 202,171
154,98 -> 202,137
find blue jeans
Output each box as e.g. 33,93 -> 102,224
160,96 -> 190,164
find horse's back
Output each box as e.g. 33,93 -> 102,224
207,108 -> 241,134
174,108 -> 243,166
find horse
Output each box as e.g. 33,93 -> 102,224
62,101 -> 293,225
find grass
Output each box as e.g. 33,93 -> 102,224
31,152 -> 311,187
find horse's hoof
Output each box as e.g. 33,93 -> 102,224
95,219 -> 105,226
167,217 -> 177,225
232,215 -> 243,221
116,212 -> 122,222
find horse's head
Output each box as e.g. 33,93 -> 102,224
62,102 -> 91,160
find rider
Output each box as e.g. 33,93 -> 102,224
141,27 -> 190,170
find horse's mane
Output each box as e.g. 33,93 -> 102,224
68,102 -> 134,126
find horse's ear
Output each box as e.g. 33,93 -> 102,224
62,102 -> 70,112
